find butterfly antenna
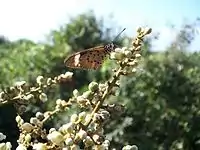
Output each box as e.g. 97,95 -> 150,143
112,28 -> 126,42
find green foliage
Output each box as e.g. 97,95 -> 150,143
106,27 -> 200,149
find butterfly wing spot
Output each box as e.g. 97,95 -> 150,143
74,54 -> 81,67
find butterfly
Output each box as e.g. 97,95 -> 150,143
64,28 -> 126,70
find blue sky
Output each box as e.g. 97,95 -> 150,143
0,0 -> 199,50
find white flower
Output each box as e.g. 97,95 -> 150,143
59,72 -> 73,80
36,76 -> 44,85
24,134 -> 31,143
114,48 -> 123,53
33,143 -> 47,150
0,92 -> 5,100
92,134 -> 100,143
79,112 -> 86,121
77,130 -> 87,140
47,131 -> 64,145
60,123 -> 75,134
121,47 -> 128,52
83,136 -> 93,147
110,52 -> 125,60
73,89 -> 80,97
39,93 -> 48,102
132,68 -> 137,73
124,50 -> 132,57
64,72 -> 73,79
15,81 -> 26,87
65,138 -> 73,146
0,142 -> 12,150
16,144 -> 27,150
122,145 -> 138,150
30,117 -> 40,125
135,53 -> 141,58
70,144 -> 80,150
103,140 -> 110,147
49,128 -> 56,133
70,114 -> 78,123
6,142 -> 12,150
56,99 -> 62,105
0,133 -> 6,141
16,115 -> 24,125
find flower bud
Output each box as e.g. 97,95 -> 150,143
15,81 -> 26,88
21,123 -> 34,132
60,123 -> 75,134
79,112 -> 86,121
135,53 -> 141,58
65,138 -> 73,146
70,114 -> 78,123
30,117 -> 40,125
122,145 -> 138,150
64,72 -> 73,79
73,89 -> 80,97
49,128 -> 56,133
47,131 -> 64,146
39,93 -> 48,102
70,145 -> 80,150
25,134 -> 31,143
83,136 -> 94,147
36,76 -> 44,85
33,143 -> 47,150
36,112 -> 44,120
46,78 -> 52,85
16,115 -> 24,125
77,130 -> 87,140
88,82 -> 98,92
16,144 -> 27,150
0,142 -> 12,150
0,133 -> 6,141
124,50 -> 132,58
110,52 -> 125,60
137,27 -> 142,33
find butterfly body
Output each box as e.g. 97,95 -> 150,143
64,43 -> 117,70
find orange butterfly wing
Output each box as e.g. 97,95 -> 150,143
64,46 -> 108,70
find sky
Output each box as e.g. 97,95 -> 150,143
0,0 -> 199,51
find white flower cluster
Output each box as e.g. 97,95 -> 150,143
0,132 -> 12,150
